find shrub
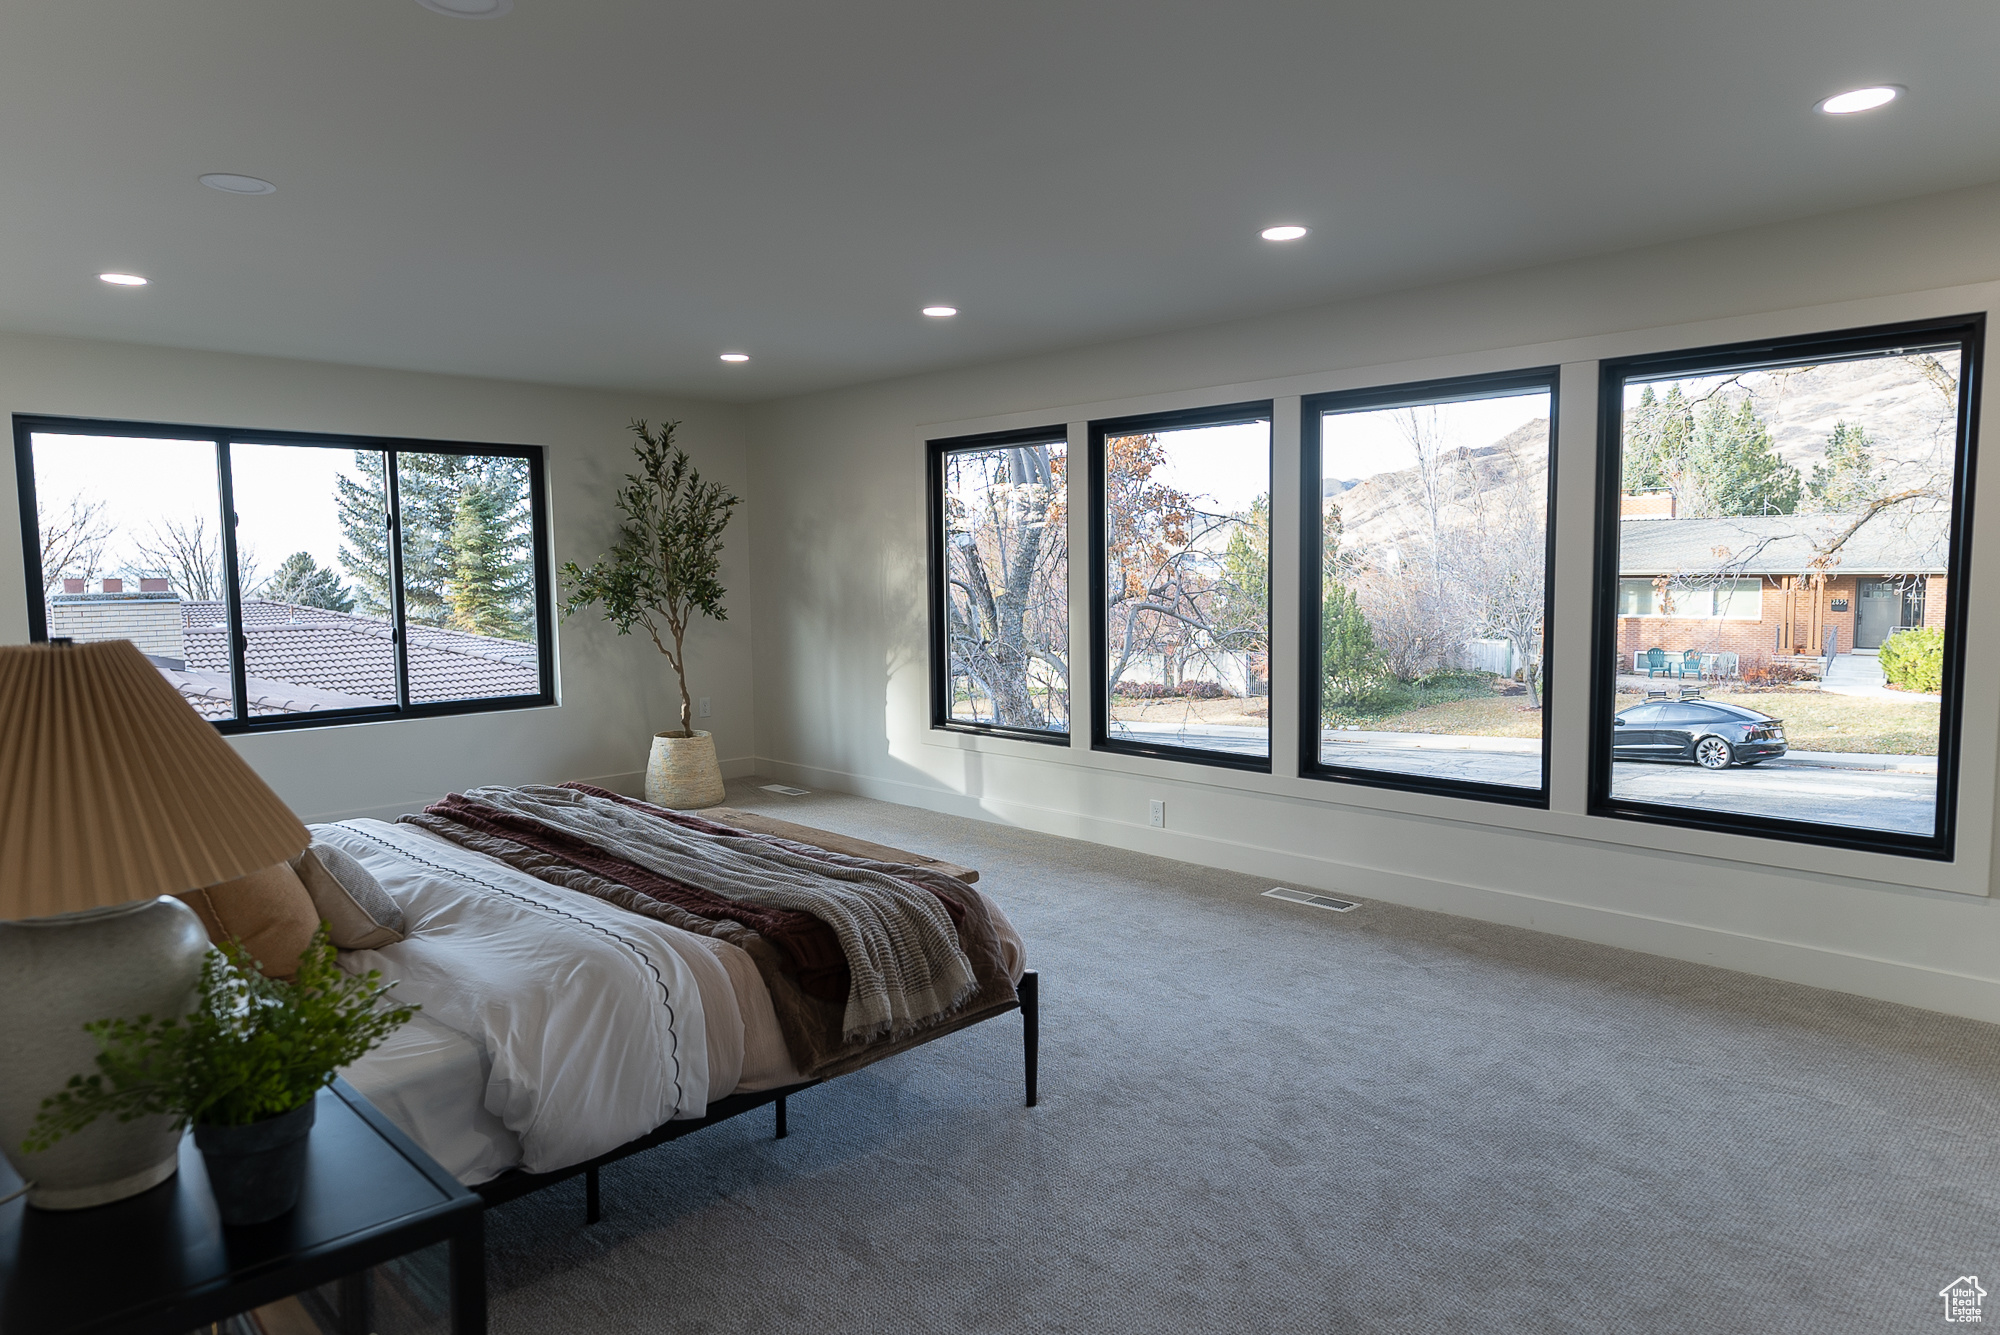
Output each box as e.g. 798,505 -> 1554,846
1111,680 -> 1174,700
1172,680 -> 1229,700
1879,625 -> 1944,694
1739,659 -> 1806,687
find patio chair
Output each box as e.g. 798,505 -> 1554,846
1642,648 -> 1671,678
1680,649 -> 1702,680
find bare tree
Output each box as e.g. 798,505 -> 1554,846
131,516 -> 235,599
37,496 -> 112,594
1642,353 -> 1961,664
943,444 -> 1068,728
1100,433 -> 1252,698
1448,437 -> 1547,705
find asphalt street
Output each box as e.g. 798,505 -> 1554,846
1111,722 -> 1938,835
1318,738 -> 1937,834
1606,762 -> 1938,835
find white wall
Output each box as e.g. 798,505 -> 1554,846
0,332 -> 756,822
745,180 -> 2000,1022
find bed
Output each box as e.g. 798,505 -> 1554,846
320,785 -> 1037,1218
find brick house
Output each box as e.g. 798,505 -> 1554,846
1616,496 -> 1947,672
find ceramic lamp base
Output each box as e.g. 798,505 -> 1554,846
0,896 -> 208,1210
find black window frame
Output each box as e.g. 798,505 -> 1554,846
1589,314 -> 1983,860
14,413 -> 556,734
1298,367 -> 1560,808
1088,400 -> 1274,773
926,423 -> 1074,746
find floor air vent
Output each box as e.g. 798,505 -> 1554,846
1263,886 -> 1360,913
759,784 -> 811,796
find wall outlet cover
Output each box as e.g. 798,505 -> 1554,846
1149,799 -> 1166,828
697,696 -> 712,717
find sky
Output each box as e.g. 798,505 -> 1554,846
1320,390 -> 1549,484
31,432 -> 366,588
1150,421 -> 1270,514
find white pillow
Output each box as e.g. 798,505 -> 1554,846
291,842 -> 407,950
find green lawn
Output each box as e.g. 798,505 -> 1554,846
1324,673 -> 1543,736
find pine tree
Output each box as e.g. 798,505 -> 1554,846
1622,384 -> 1694,491
396,454 -> 483,627
261,551 -> 355,611
337,452 -> 530,627
336,452 -> 394,616
1216,493 -> 1270,651
1320,580 -> 1379,710
446,481 -> 530,639
1806,421 -> 1880,512
1691,396 -> 1800,516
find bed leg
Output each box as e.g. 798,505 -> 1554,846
584,1165 -> 600,1225
1020,969 -> 1039,1108
337,1270 -> 372,1335
775,1093 -> 788,1140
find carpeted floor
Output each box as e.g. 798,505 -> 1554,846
445,779 -> 2000,1333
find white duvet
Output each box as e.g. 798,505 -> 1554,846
317,819 -> 744,1176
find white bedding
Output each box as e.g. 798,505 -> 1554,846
327,815 -> 1026,1185
324,819 -> 740,1177
342,1009 -> 522,1183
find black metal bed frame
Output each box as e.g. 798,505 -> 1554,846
474,970 -> 1039,1224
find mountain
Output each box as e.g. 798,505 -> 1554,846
1642,356 -> 1958,492
1329,418 -> 1549,562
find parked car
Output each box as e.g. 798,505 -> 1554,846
1611,699 -> 1787,769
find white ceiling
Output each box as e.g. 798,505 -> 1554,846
2,1 -> 1996,401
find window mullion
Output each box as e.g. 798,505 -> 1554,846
386,451 -> 412,711
215,440 -> 249,723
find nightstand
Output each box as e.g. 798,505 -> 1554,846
0,1080 -> 484,1335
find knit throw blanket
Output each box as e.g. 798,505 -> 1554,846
460,784 -> 977,1042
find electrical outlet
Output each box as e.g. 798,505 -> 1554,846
1148,799 -> 1165,828
697,697 -> 712,718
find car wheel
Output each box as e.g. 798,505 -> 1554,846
1693,736 -> 1733,769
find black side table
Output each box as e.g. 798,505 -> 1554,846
0,1080 -> 484,1335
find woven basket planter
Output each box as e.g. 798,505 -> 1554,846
645,730 -> 726,809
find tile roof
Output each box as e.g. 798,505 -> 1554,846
173,600 -> 539,718
1619,511 -> 1950,577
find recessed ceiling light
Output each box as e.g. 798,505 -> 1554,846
200,173 -> 276,195
1817,85 -> 1902,115
921,305 -> 958,318
1260,225 -> 1309,242
719,352 -> 750,363
415,0 -> 513,16
98,273 -> 148,286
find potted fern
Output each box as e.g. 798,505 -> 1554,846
25,929 -> 413,1226
561,418 -> 741,809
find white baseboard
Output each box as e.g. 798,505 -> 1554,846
751,755 -> 2000,1025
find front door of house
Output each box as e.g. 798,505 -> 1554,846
1855,578 -> 1922,649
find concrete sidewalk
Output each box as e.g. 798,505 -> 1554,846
1820,652 -> 1943,702
1766,749 -> 1936,774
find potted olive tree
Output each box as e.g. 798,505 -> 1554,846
26,930 -> 413,1226
561,419 -> 741,809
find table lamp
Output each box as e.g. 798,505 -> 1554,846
0,639 -> 309,1210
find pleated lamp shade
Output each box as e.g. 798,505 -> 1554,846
0,639 -> 310,919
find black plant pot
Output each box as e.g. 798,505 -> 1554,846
194,1098 -> 316,1226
